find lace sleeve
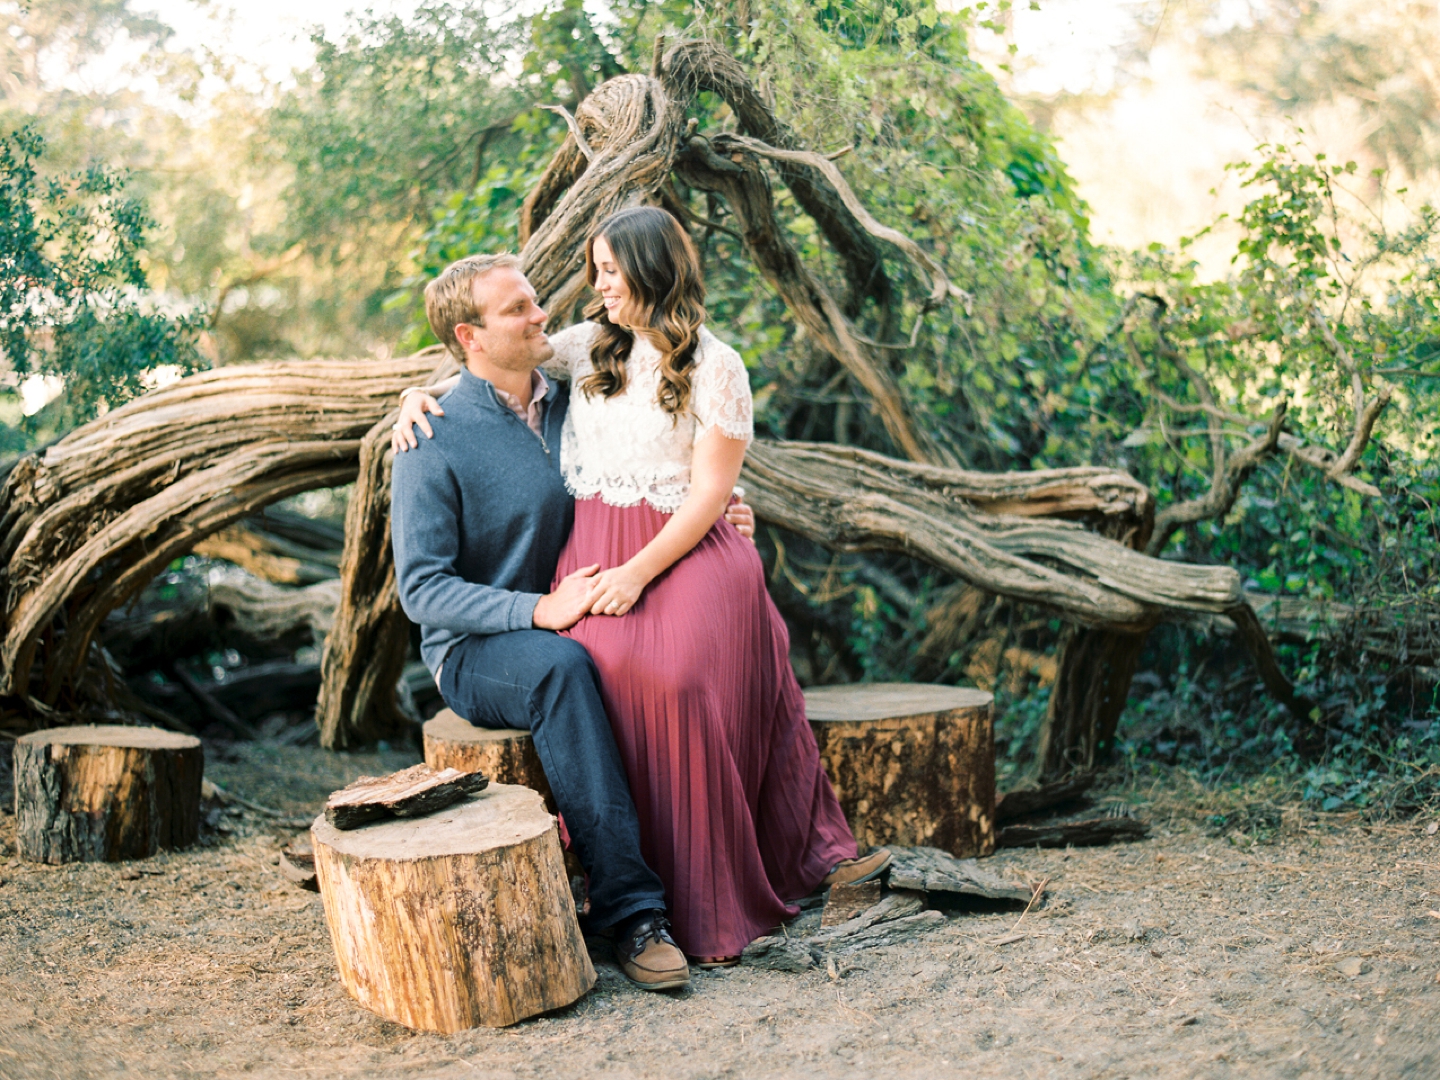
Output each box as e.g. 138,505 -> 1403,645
692,331 -> 754,444
542,321 -> 597,379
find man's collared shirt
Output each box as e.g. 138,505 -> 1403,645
492,369 -> 550,438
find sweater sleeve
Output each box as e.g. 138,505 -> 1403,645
390,442 -> 541,635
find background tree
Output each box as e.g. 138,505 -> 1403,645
0,126 -> 205,456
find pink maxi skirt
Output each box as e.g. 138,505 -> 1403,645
556,496 -> 857,957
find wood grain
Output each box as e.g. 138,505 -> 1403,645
805,683 -> 995,858
312,784 -> 595,1031
14,724 -> 202,863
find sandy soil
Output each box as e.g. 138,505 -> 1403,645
2,740 -> 1438,1080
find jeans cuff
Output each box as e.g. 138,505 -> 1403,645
596,896 -> 668,933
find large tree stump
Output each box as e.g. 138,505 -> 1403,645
311,783 -> 594,1032
423,710 -> 553,811
805,684 -> 995,858
13,724 -> 203,863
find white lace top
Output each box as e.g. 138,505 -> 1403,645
544,321 -> 754,512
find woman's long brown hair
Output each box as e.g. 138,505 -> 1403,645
581,206 -> 707,416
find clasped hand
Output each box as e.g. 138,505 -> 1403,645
531,562 -> 651,631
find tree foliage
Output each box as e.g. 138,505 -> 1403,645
0,126 -> 205,435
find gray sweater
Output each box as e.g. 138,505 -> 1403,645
391,368 -> 573,675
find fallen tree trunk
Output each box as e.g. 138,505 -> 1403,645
315,413 -> 428,749
0,354 -> 440,711
740,442 -> 1237,629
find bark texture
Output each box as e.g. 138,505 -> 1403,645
311,783 -> 595,1032
14,724 -> 202,863
315,410 -> 438,750
323,763 -> 488,830
0,354 -> 437,715
804,683 -> 995,858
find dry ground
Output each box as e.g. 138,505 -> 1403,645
2,739 -> 1438,1080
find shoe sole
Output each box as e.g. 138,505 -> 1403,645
622,971 -> 691,991
824,852 -> 893,889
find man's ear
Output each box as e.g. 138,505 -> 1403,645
454,322 -> 483,357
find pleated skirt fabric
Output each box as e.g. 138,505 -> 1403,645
556,496 -> 857,957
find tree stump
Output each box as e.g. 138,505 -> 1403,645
311,782 -> 594,1032
13,724 -> 203,864
423,710 -> 552,810
805,684 -> 995,858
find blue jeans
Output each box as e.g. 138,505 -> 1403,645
439,629 -> 666,929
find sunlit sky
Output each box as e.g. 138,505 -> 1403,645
135,0 -> 1137,95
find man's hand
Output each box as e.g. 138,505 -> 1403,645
724,495 -> 756,541
532,564 -> 601,631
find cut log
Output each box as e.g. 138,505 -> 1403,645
311,783 -> 596,1031
13,724 -> 202,863
995,772 -> 1097,823
805,683 -> 995,857
885,845 -> 1033,902
996,815 -> 1150,849
423,710 -> 553,810
323,763 -> 489,830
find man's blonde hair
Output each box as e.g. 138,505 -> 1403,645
424,253 -> 523,360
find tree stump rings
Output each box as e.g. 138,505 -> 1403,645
423,710 -> 552,810
13,724 -> 203,863
805,683 -> 995,858
311,782 -> 595,1032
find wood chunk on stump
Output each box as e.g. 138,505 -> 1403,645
821,879 -> 882,928
805,684 -> 995,858
312,783 -> 595,1032
424,710 -> 552,810
14,725 -> 202,864
324,762 -> 488,830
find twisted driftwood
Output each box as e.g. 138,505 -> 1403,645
0,42 -> 1312,778
0,357 -> 433,712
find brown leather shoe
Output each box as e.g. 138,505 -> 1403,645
617,913 -> 690,991
822,848 -> 893,888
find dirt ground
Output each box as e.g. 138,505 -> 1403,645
2,738 -> 1438,1080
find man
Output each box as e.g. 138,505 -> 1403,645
389,253 -> 756,992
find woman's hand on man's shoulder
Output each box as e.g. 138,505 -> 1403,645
391,391 -> 444,453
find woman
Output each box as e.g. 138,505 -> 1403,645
396,207 -> 885,963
